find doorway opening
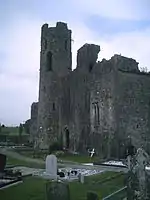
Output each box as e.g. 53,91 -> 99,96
65,128 -> 70,149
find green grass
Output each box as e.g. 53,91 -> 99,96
0,177 -> 46,200
0,172 -> 125,200
0,126 -> 27,136
58,154 -> 100,163
7,156 -> 44,169
18,150 -> 100,164
6,153 -> 97,169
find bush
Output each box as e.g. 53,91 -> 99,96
49,141 -> 62,153
87,191 -> 99,200
54,151 -> 64,156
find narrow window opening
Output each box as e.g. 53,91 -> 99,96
97,104 -> 100,123
43,86 -> 46,92
89,63 -> 93,72
65,40 -> 67,50
64,128 -> 70,149
94,104 -> 97,123
52,102 -> 55,111
42,38 -> 47,50
93,102 -> 100,125
46,51 -> 52,71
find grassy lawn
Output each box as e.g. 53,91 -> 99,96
0,177 -> 46,200
0,172 -> 125,200
7,156 -> 44,169
6,151 -> 97,169
18,150 -> 100,164
1,126 -> 27,136
58,154 -> 100,163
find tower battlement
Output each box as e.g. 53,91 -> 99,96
40,22 -> 72,75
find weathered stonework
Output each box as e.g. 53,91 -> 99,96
29,102 -> 38,143
28,22 -> 150,158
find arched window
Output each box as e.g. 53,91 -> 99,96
65,129 -> 70,149
42,38 -> 47,50
46,51 -> 52,71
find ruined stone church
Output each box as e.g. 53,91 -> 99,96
29,22 -> 150,158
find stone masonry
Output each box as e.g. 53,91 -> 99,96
28,22 -> 150,159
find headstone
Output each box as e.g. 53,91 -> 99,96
78,173 -> 84,183
87,191 -> 99,200
46,181 -> 70,200
46,154 -> 57,179
0,154 -> 6,172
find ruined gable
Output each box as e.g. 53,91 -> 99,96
111,54 -> 140,72
77,44 -> 100,72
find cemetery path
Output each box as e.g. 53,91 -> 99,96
0,148 -> 128,173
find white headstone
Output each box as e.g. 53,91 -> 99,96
78,173 -> 84,184
80,174 -> 84,184
46,154 -> 57,178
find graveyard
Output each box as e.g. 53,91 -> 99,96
0,149 -> 128,200
1,143 -> 150,199
0,170 -> 125,200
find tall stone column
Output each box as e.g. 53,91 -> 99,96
127,148 -> 150,200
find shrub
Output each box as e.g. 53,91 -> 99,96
87,191 -> 99,200
54,151 -> 64,156
49,141 -> 62,153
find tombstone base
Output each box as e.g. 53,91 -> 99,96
38,172 -> 58,180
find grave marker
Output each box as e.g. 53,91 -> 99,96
46,154 -> 57,179
46,181 -> 70,200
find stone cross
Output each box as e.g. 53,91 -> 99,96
88,148 -> 95,158
46,154 -> 57,179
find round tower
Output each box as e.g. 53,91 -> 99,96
37,22 -> 72,149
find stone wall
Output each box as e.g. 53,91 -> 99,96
89,59 -> 117,158
115,71 -> 150,156
29,102 -> 38,143
28,22 -> 150,159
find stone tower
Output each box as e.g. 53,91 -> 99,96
37,22 -> 72,149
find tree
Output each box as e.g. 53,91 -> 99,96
140,67 -> 148,73
19,123 -> 23,143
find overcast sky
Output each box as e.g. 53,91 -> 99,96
0,0 -> 150,126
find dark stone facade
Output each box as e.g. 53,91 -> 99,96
29,22 -> 150,159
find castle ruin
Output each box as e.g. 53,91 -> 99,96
28,22 -> 150,159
